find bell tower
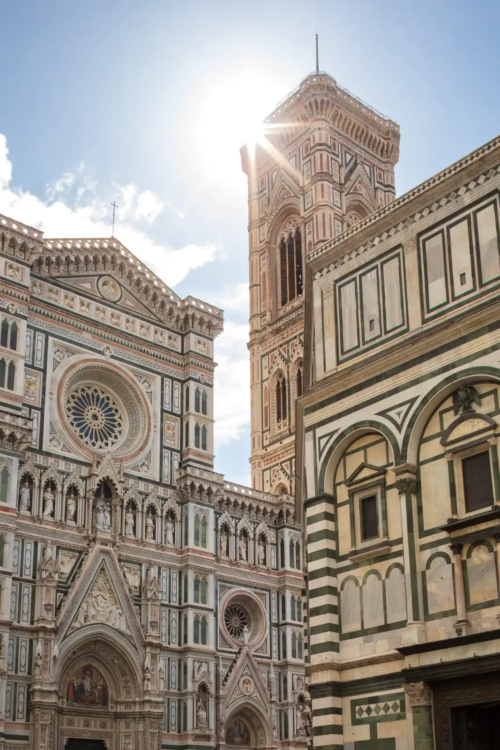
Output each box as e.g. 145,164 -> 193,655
241,70 -> 400,492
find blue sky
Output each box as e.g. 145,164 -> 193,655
0,0 -> 499,486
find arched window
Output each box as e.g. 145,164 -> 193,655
298,633 -> 303,659
201,391 -> 208,416
263,385 -> 269,429
194,515 -> 201,546
201,576 -> 208,604
194,575 -> 200,603
183,701 -> 188,731
279,228 -> 303,307
276,374 -> 287,424
7,362 -> 15,391
184,422 -> 189,448
291,632 -> 297,658
201,516 -> 207,548
194,615 -> 200,643
9,323 -> 17,351
282,711 -> 289,739
195,388 -> 201,413
201,426 -> 208,451
183,614 -> 188,645
184,513 -> 189,546
280,538 -> 285,569
0,320 -> 8,348
185,385 -> 189,412
281,630 -> 287,659
201,615 -> 207,644
0,467 -> 8,504
297,596 -> 302,621
289,540 -> 295,569
282,674 -> 288,701
291,595 -> 296,621
0,536 -> 5,567
183,573 -> 189,604
0,360 -> 5,388
295,541 -> 301,569
281,593 -> 286,621
195,423 -> 200,448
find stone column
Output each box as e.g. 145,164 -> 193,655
450,543 -> 469,635
404,681 -> 435,750
395,469 -> 426,645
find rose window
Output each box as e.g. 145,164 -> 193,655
224,604 -> 249,640
66,385 -> 124,450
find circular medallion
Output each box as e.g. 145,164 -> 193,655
239,676 -> 254,696
221,591 -> 268,650
98,276 -> 122,302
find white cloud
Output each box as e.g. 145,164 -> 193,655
214,320 -> 250,444
213,282 -> 249,313
0,133 -> 216,287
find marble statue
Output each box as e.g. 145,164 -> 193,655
220,529 -> 228,557
243,624 -> 250,646
19,482 -> 30,512
95,499 -> 111,531
166,517 -> 174,545
197,699 -> 208,728
239,534 -> 247,562
144,665 -> 152,692
125,510 -> 135,538
42,487 -> 54,519
145,513 -> 155,541
66,493 -> 77,523
71,570 -> 129,635
258,538 -> 266,565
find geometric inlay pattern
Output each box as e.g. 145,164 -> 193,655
351,692 -> 406,725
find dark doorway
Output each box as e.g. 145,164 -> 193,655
451,703 -> 498,750
66,740 -> 107,750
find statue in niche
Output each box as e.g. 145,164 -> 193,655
145,512 -> 155,541
238,533 -> 248,562
144,664 -> 152,692
66,492 -> 77,523
95,499 -> 111,531
42,486 -> 54,519
166,515 -> 175,545
197,699 -> 208,728
220,528 -> 228,557
257,537 -> 266,565
243,625 -> 250,646
125,509 -> 135,538
19,481 -> 30,512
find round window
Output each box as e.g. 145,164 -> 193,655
66,384 -> 124,451
224,603 -> 249,640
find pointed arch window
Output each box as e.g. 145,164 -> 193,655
276,375 -> 287,424
289,540 -> 295,569
201,425 -> 208,451
296,362 -> 303,398
194,515 -> 200,546
201,391 -> 208,416
280,538 -> 285,569
195,423 -> 201,448
184,422 -> 189,448
194,615 -> 200,643
183,660 -> 188,689
195,388 -> 201,413
9,323 -> 17,351
201,576 -> 208,604
0,467 -> 8,505
291,632 -> 297,659
183,614 -> 188,645
297,596 -> 302,621
0,360 -> 5,388
7,362 -> 15,391
194,574 -> 200,603
291,595 -> 296,621
298,633 -> 303,659
185,385 -> 190,412
281,630 -> 287,659
279,228 -> 303,307
201,515 -> 207,548
0,320 -> 8,348
201,615 -> 207,644
281,593 -> 286,621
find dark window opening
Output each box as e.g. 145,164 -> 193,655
360,494 -> 379,541
463,451 -> 494,513
279,229 -> 303,307
460,272 -> 467,286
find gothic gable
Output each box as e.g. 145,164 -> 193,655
48,273 -> 167,323
344,163 -> 377,211
56,546 -> 143,651
223,646 -> 271,718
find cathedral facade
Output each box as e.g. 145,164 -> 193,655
0,218 -> 304,749
241,72 -> 400,494
297,129 -> 500,749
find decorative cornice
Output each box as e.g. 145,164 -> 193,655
310,138 -> 500,270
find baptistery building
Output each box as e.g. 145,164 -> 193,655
0,216 -> 305,750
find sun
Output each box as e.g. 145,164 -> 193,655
194,71 -> 280,184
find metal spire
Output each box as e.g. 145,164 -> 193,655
110,201 -> 118,238
315,32 -> 319,74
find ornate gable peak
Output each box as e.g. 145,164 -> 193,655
89,454 -> 124,494
57,546 -> 144,651
222,646 -> 270,717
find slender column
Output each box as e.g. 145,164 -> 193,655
450,542 -> 468,634
404,682 -> 435,750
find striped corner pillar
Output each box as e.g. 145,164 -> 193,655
304,493 -> 343,750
